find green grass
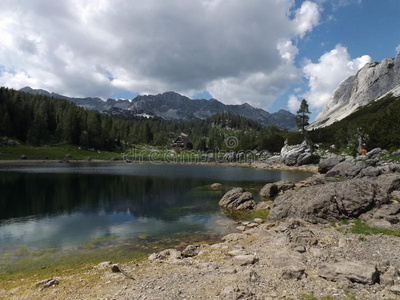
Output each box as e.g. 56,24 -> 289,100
351,219 -> 400,237
0,143 -> 122,160
226,209 -> 269,221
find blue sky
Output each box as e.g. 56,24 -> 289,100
0,0 -> 399,121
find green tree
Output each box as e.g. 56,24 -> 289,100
295,99 -> 311,133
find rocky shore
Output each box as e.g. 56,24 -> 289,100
3,149 -> 400,300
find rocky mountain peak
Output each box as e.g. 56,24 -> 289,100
309,52 -> 400,129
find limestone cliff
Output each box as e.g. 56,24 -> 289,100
309,53 -> 400,129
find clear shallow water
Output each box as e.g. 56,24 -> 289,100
0,163 -> 312,272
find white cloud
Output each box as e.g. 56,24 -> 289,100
396,44 -> 400,53
293,1 -> 320,38
300,45 -> 371,109
288,94 -> 301,112
0,0 -> 320,108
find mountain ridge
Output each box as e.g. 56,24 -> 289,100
19,87 -> 297,130
309,52 -> 400,129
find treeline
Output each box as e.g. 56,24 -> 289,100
0,87 -> 287,152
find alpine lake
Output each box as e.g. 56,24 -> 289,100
0,163 -> 312,276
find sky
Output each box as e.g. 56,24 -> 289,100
0,0 -> 399,120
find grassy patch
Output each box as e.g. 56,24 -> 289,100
226,209 -> 269,221
0,144 -> 122,160
79,236 -> 118,250
351,219 -> 400,237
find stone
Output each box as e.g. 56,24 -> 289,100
281,267 -> 305,280
358,166 -> 382,178
326,161 -> 365,178
219,188 -> 256,211
318,261 -> 379,285
366,219 -> 393,230
389,285 -> 400,295
318,155 -> 345,174
280,140 -> 319,166
292,245 -> 306,253
253,218 -> 264,224
233,254 -> 256,266
242,270 -> 260,283
182,245 -> 197,257
20,154 -> 27,159
391,191 -> 400,201
227,249 -> 248,256
375,174 -> 400,196
255,201 -> 273,210
367,148 -> 383,159
380,266 -> 400,286
246,223 -> 258,228
372,203 -> 400,225
211,183 -> 223,189
35,278 -> 59,291
268,179 -> 387,223
236,225 -> 246,231
111,264 -> 121,272
259,181 -> 295,198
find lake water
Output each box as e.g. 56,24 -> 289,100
0,163 -> 312,273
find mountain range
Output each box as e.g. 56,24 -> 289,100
19,87 -> 297,130
309,52 -> 400,130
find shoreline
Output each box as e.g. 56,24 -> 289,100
0,159 -> 319,173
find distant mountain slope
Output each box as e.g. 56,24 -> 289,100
309,52 -> 400,130
19,87 -> 297,130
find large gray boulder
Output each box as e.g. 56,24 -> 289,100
318,261 -> 379,285
268,179 -> 388,223
318,155 -> 345,174
366,148 -> 383,159
259,181 -> 295,198
219,188 -> 256,211
326,160 -> 366,178
280,140 -> 318,166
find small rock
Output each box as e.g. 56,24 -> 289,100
293,245 -> 306,253
111,264 -> 121,272
253,218 -> 264,224
35,278 -> 59,291
182,245 -> 197,257
236,225 -> 246,231
211,183 -> 222,189
20,154 -> 27,160
389,285 -> 400,295
318,261 -> 379,285
246,223 -> 258,228
281,267 -> 305,280
233,254 -> 256,266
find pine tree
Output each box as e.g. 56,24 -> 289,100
295,99 -> 311,133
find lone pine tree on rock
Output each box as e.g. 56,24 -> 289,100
296,99 -> 311,133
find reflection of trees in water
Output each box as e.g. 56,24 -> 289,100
0,173 -> 224,221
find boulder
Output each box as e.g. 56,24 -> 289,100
259,181 -> 295,198
182,245 -> 198,257
219,188 -> 256,211
211,183 -> 223,189
381,266 -> 400,286
318,261 -> 379,285
374,174 -> 400,196
372,203 -> 400,225
268,179 -> 387,223
35,278 -> 59,291
280,140 -> 319,166
326,161 -> 366,178
366,148 -> 383,159
318,155 -> 345,174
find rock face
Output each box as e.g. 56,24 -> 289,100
280,140 -> 318,166
268,179 -> 388,223
309,53 -> 400,129
219,188 -> 256,211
